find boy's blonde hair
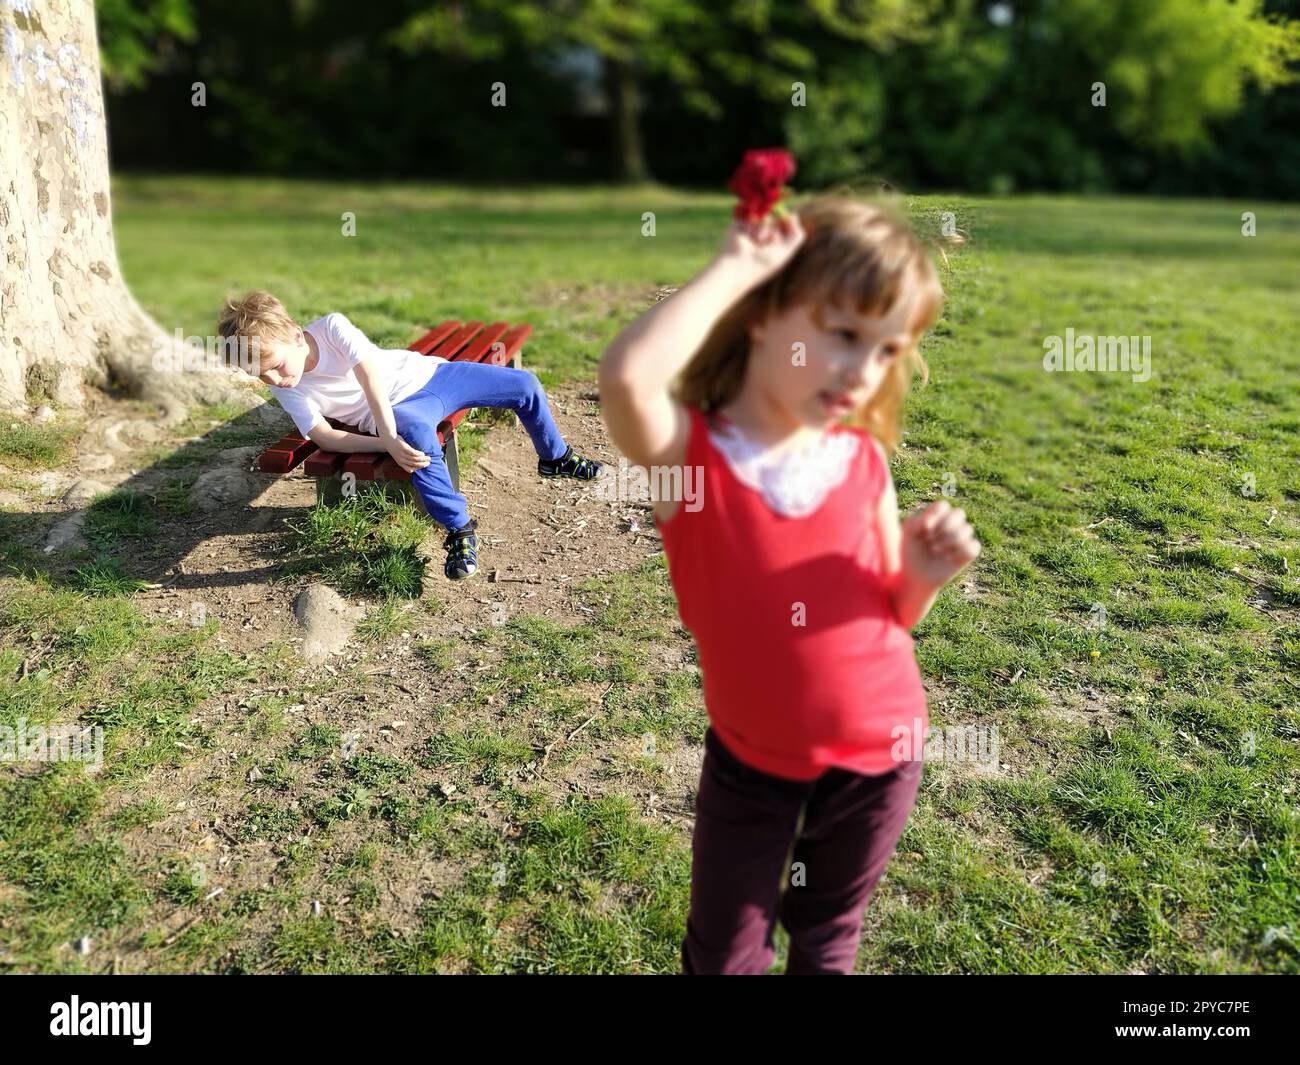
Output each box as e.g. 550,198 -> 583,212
673,195 -> 944,451
216,290 -> 300,371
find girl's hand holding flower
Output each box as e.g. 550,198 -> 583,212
717,214 -> 807,290
716,148 -> 806,290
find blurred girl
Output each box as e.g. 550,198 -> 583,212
599,197 -> 980,974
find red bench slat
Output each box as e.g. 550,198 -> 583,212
343,453 -> 388,480
377,457 -> 411,481
409,320 -> 461,356
458,322 -> 510,364
432,321 -> 485,360
303,450 -> 347,477
259,434 -> 317,473
494,323 -> 533,366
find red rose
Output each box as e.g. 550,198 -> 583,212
728,148 -> 796,222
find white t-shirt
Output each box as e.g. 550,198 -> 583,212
269,312 -> 446,437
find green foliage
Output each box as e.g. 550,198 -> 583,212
83,489 -> 159,552
786,0 -> 1300,195
66,558 -> 150,597
98,0 -> 1300,195
96,0 -> 197,90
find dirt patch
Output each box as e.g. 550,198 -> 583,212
95,383 -> 664,658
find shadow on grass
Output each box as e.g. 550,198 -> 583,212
0,403 -> 307,595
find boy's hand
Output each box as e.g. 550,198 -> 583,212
716,214 -> 806,291
900,500 -> 981,589
382,433 -> 430,473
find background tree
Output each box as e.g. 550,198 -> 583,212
395,0 -> 937,182
790,0 -> 1300,193
1,0 -> 240,419
95,0 -> 196,90
96,0 -> 1300,194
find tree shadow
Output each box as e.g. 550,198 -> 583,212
1,402 -> 314,595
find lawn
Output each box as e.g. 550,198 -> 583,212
0,177 -> 1297,973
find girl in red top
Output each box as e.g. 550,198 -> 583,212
598,195 -> 981,974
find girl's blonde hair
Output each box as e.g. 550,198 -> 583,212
673,195 -> 944,451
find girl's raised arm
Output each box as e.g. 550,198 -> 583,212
598,216 -> 805,471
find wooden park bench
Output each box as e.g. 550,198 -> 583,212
257,319 -> 532,504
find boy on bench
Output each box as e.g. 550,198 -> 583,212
218,290 -> 602,580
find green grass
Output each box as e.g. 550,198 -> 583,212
280,481 -> 432,599
0,418 -> 81,469
0,573 -> 288,968
65,557 -> 150,597
0,178 -> 1294,972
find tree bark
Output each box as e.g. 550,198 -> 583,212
605,56 -> 648,183
0,0 -> 245,422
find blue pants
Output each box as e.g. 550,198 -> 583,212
390,361 -> 568,530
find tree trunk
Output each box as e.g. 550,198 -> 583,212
605,56 -> 648,183
0,0 -> 245,422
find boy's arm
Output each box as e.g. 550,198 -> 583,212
274,390 -> 379,452
320,313 -> 428,473
597,216 -> 805,471
352,356 -> 430,473
306,422 -> 390,453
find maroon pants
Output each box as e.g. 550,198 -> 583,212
681,727 -> 923,975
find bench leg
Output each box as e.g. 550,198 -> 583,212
444,429 -> 461,495
316,476 -> 343,506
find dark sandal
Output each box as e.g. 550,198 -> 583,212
443,519 -> 480,580
539,445 -> 602,480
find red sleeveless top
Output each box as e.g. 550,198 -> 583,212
655,406 -> 927,781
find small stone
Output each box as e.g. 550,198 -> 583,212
190,467 -> 263,512
79,453 -> 115,472
215,445 -> 263,469
292,584 -> 365,663
43,510 -> 88,554
35,471 -> 69,496
62,478 -> 110,506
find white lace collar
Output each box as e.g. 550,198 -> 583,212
708,415 -> 860,518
